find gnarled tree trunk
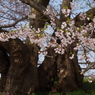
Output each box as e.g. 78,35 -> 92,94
0,46 -> 10,91
38,48 -> 57,91
56,53 -> 83,92
2,39 -> 39,95
0,0 -> 84,94
0,40 -> 83,94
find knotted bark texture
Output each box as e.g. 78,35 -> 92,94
2,39 -> 39,95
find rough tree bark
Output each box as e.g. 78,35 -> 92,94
53,0 -> 83,92
2,39 -> 39,95
56,47 -> 83,92
30,0 -> 50,29
38,48 -> 57,91
0,46 -> 10,91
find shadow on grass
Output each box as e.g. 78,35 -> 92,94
0,79 -> 95,95
66,80 -> 95,95
83,80 -> 95,95
30,80 -> 95,95
31,92 -> 60,95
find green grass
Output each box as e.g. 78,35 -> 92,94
66,90 -> 86,95
0,92 -> 3,95
31,92 -> 49,95
66,79 -> 95,95
31,92 -> 61,95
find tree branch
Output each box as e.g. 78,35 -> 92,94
61,0 -> 72,9
80,62 -> 95,74
60,0 -> 72,25
74,8 -> 95,27
0,28 -> 9,33
20,0 -> 60,27
0,16 -> 28,28
20,0 -> 46,13
29,0 -> 50,29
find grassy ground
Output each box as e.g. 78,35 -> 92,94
30,79 -> 95,95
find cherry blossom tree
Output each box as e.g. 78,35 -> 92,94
0,0 -> 95,95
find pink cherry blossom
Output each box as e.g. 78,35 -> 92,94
61,8 -> 71,17
79,12 -> 87,20
61,22 -> 67,29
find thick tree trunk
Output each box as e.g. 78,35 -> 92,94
0,46 -> 10,91
56,51 -> 83,92
38,48 -> 57,91
2,39 -> 39,95
0,39 -> 83,94
38,47 -> 83,92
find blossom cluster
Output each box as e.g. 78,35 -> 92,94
0,26 -> 47,49
88,75 -> 95,83
45,7 -> 95,60
61,8 -> 71,17
79,12 -> 87,20
43,5 -> 57,26
28,13 -> 36,19
0,6 -> 95,61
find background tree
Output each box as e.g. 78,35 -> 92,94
0,0 -> 95,95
